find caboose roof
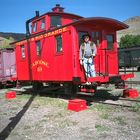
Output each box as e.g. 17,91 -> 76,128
71,17 -> 129,30
46,12 -> 83,19
12,17 -> 128,45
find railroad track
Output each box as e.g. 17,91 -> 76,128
125,81 -> 140,84
119,97 -> 140,102
75,94 -> 140,108
13,86 -> 140,108
48,89 -> 140,108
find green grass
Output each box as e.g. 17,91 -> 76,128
100,112 -> 110,120
58,119 -> 78,128
24,125 -> 32,130
113,116 -> 127,125
94,104 -> 113,112
0,94 -> 4,99
129,103 -> 140,112
92,103 -> 128,126
43,109 -> 72,121
93,104 -> 128,125
90,104 -> 113,120
41,111 -> 77,128
16,94 -> 32,100
95,124 -> 110,132
35,96 -> 67,108
15,94 -> 68,109
44,111 -> 65,120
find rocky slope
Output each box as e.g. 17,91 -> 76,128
117,16 -> 140,42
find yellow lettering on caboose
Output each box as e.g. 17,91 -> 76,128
16,27 -> 69,45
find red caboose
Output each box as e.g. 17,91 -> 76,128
13,4 -> 133,93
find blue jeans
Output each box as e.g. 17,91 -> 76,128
83,57 -> 96,77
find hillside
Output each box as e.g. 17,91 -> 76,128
117,16 -> 140,43
0,32 -> 25,48
0,32 -> 25,41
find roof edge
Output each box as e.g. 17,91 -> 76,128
72,17 -> 129,29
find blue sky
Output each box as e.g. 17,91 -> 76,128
0,0 -> 140,33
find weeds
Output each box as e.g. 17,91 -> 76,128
94,104 -> 127,125
16,94 -> 68,109
129,103 -> 140,112
35,96 -> 67,108
113,116 -> 127,125
92,104 -> 113,120
43,109 -> 72,122
16,94 -> 32,100
94,104 -> 113,112
100,112 -> 110,120
95,124 -> 110,132
44,111 -> 65,120
59,119 -> 78,128
24,125 -> 32,130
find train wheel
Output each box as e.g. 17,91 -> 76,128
64,83 -> 79,97
80,82 -> 97,95
32,82 -> 43,93
0,82 -> 4,89
115,81 -> 125,89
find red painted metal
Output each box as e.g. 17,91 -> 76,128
10,76 -> 17,81
121,73 -> 134,81
87,74 -> 134,83
13,5 -> 134,87
80,88 -> 95,93
5,91 -> 16,99
67,99 -> 87,112
87,76 -> 109,83
123,89 -> 139,98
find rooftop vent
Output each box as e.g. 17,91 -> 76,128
52,4 -> 64,13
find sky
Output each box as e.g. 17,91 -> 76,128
0,0 -> 140,33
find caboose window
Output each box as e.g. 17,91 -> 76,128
36,40 -> 41,56
41,18 -> 45,30
92,31 -> 99,38
106,35 -> 114,50
21,45 -> 25,59
92,31 -> 100,46
51,16 -> 62,27
56,35 -> 62,52
33,22 -> 37,32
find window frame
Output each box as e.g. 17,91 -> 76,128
91,31 -> 100,47
40,18 -> 45,30
32,17 -> 46,33
36,40 -> 41,56
55,34 -> 63,54
51,16 -> 62,27
32,22 -> 37,33
20,45 -> 26,59
106,34 -> 114,50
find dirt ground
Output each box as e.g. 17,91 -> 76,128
0,85 -> 140,140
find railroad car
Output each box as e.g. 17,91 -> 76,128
12,4 -> 134,93
118,46 -> 140,71
0,48 -> 16,88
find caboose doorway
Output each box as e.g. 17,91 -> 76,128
78,31 -> 88,46
77,29 -> 118,76
78,30 -> 102,77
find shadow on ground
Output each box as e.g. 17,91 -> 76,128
18,86 -> 121,106
0,94 -> 35,140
